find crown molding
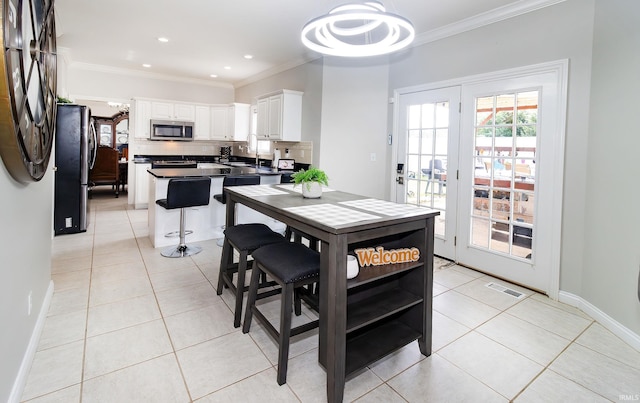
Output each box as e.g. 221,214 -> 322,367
413,0 -> 567,46
68,61 -> 234,89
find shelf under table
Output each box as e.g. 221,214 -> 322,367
345,320 -> 421,377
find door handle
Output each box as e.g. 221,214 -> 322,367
396,176 -> 404,185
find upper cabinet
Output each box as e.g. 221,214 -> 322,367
150,101 -> 195,121
133,99 -> 151,139
256,90 -> 303,141
194,105 -> 211,140
132,98 -> 249,141
210,103 -> 250,141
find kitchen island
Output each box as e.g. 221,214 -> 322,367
223,184 -> 438,403
146,166 -> 284,248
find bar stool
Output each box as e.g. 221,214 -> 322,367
242,242 -> 320,385
213,174 -> 261,246
155,177 -> 211,258
217,223 -> 286,327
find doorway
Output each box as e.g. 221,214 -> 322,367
392,61 -> 567,295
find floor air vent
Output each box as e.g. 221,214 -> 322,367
485,282 -> 525,299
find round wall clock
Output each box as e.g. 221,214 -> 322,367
0,0 -> 57,183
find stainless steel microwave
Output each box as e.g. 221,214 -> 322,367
150,120 -> 194,141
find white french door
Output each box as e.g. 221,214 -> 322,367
395,86 -> 460,259
393,62 -> 567,295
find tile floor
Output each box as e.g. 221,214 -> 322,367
21,191 -> 640,402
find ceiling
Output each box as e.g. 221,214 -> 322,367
55,0 -> 553,88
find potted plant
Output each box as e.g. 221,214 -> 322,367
291,166 -> 329,198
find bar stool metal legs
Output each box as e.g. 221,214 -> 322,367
161,207 -> 202,257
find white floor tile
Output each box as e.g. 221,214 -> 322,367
433,268 -> 476,288
21,341 -> 84,401
549,343 -> 640,401
37,310 -> 86,351
514,369 -> 610,402
387,353 -> 507,402
86,294 -> 161,337
506,297 -> 592,340
81,354 -> 190,402
476,312 -> 572,365
84,319 -> 173,379
195,368 -> 299,402
431,310 -> 470,351
353,383 -> 407,402
154,281 -> 219,317
438,331 -> 543,399
89,275 -> 153,307
164,301 -> 237,350
575,322 -> 640,370
433,290 -> 500,328
22,384 -> 81,403
176,332 -> 271,399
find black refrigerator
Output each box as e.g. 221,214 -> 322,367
54,104 -> 96,235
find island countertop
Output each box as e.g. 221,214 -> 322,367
147,166 -> 284,178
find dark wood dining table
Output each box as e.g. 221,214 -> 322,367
223,184 -> 439,403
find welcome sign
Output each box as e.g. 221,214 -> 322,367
354,246 -> 420,267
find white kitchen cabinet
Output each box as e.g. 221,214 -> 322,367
256,90 -> 303,141
210,105 -> 229,140
151,101 -> 195,121
133,99 -> 151,139
228,103 -> 250,141
134,163 -> 151,209
194,105 -> 211,140
210,103 -> 250,141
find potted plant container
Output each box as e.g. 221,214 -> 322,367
291,166 -> 329,198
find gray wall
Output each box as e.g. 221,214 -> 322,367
582,0 -> 640,334
0,166 -> 53,401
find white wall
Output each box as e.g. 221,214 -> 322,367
319,58 -> 390,197
0,164 -> 53,401
582,0 -> 640,335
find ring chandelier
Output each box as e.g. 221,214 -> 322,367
301,1 -> 415,57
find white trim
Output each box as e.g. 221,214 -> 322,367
559,290 -> 640,352
412,0 -> 567,47
9,281 -> 54,403
391,60 -> 568,299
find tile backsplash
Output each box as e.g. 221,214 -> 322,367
132,139 -> 312,164
233,141 -> 313,164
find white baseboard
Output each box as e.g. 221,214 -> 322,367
9,280 -> 54,403
559,290 -> 640,351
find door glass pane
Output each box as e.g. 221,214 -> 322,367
470,91 -> 538,260
405,100 -> 450,239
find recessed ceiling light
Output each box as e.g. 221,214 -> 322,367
142,64 -> 151,68
224,66 -> 231,70
210,74 -> 218,78
157,37 -> 169,43
244,54 -> 253,59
